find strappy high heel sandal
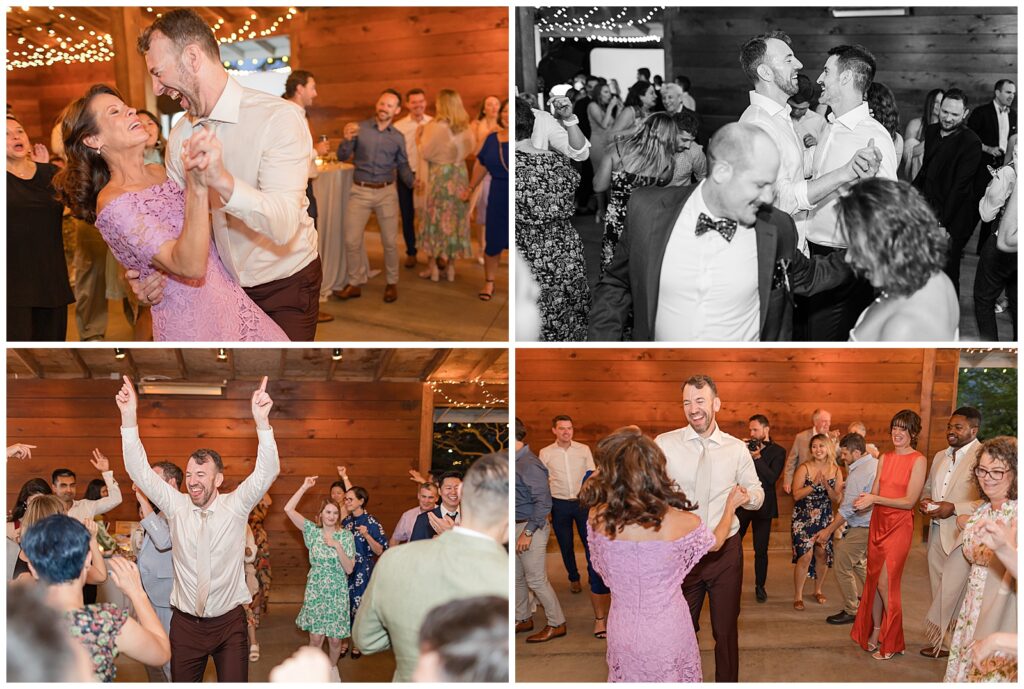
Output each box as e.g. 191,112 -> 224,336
872,650 -> 904,660
865,626 -> 881,653
593,616 -> 607,639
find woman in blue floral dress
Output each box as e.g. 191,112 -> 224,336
791,434 -> 844,609
341,486 -> 389,658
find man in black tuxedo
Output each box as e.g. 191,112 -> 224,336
969,79 -> 1016,249
737,414 -> 786,603
588,122 -> 851,341
913,89 -> 983,295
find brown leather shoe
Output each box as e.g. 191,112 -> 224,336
569,581 -> 582,594
515,619 -> 534,634
383,284 -> 398,303
404,255 -> 417,269
526,624 -> 566,643
919,646 -> 949,658
333,285 -> 361,300
317,310 -> 334,323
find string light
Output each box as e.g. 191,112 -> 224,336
538,6 -> 665,44
428,379 -> 508,409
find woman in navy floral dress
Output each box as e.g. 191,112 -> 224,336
341,486 -> 389,658
791,434 -> 844,609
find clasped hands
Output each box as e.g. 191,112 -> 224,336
180,126 -> 226,190
847,138 -> 883,180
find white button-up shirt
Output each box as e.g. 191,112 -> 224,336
805,102 -> 898,248
655,181 -> 760,341
121,425 -> 280,618
655,423 -> 765,537
66,471 -> 123,521
994,100 -> 1010,152
531,108 -> 590,161
538,440 -> 595,500
393,113 -> 434,171
935,438 -> 981,504
165,76 -> 318,288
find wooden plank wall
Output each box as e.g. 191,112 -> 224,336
7,60 -> 117,144
668,6 -> 1017,141
516,348 -> 960,538
7,378 -> 426,601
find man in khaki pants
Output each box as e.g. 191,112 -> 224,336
823,433 -> 877,625
917,407 -> 983,657
335,89 -> 415,303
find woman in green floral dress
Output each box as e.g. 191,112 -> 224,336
284,476 -> 356,678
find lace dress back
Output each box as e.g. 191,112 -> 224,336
95,179 -> 288,341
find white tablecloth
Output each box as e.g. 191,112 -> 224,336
312,162 -> 373,299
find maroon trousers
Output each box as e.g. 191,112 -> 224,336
683,531 -> 743,682
169,606 -> 248,682
243,256 -> 322,341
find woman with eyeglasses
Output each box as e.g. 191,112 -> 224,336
849,410 -> 928,660
941,436 -> 1017,682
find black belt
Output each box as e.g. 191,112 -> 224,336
353,180 -> 394,188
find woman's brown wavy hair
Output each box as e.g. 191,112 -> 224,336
579,426 -> 696,538
52,84 -> 121,224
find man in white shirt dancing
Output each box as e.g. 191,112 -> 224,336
117,374 -> 280,682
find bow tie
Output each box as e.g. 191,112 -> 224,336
998,105 -> 1011,114
696,212 -> 738,242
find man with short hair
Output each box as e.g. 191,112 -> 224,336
738,32 -> 881,251
53,449 -> 123,522
675,75 -> 697,111
133,460 -> 184,681
969,79 -> 1017,249
784,409 -> 832,494
913,88 -> 983,293
847,420 -> 879,458
391,482 -> 439,545
133,9 -> 323,340
117,374 -> 280,682
393,88 -> 433,268
669,109 -> 707,187
353,452 -> 509,681
514,418 -> 566,643
409,472 -> 463,542
788,73 -> 827,155
636,67 -> 651,83
661,82 -> 686,115
589,122 -> 851,341
823,433 -> 878,625
656,375 -> 764,682
538,415 -> 595,593
334,89 -> 414,304
739,414 -> 786,603
918,407 -> 984,657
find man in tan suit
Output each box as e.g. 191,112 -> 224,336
917,406 -> 983,657
783,408 -> 833,493
353,452 -> 508,681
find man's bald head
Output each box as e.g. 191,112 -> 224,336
708,123 -> 778,175
704,123 -> 780,226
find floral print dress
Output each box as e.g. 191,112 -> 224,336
601,167 -> 662,271
944,500 -> 1018,682
248,499 -> 272,625
791,474 -> 837,580
66,603 -> 129,681
515,151 -> 591,341
296,520 -> 356,639
342,512 -> 389,620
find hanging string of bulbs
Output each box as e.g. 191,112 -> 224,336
428,379 -> 508,410
537,6 -> 665,44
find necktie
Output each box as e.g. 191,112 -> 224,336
195,510 -> 211,617
696,212 -> 738,242
447,512 -> 458,520
695,438 -> 713,525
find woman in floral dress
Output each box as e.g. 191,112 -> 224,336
341,486 -> 389,658
791,434 -> 843,609
944,437 -> 1017,682
247,493 -> 272,625
514,97 -> 590,341
285,477 -> 356,678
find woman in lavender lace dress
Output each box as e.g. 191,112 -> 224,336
578,427 -> 749,682
53,84 -> 287,341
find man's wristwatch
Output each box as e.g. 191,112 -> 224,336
524,528 -> 534,537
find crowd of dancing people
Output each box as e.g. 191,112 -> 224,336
6,377 -> 509,682
7,8 -> 509,342
516,33 -> 1017,342
515,376 -> 1017,682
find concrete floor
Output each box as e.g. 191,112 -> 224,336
515,538 -> 949,683
113,604 -> 395,682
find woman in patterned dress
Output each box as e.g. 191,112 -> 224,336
247,492 -> 272,626
944,437 -> 1017,682
285,477 -> 356,679
790,433 -> 844,610
341,486 -> 389,658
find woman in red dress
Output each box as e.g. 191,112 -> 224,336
850,409 -> 928,659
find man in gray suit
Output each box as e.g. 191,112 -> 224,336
353,452 -> 509,681
783,408 -> 833,494
134,461 -> 182,682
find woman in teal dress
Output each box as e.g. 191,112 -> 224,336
341,485 -> 389,658
284,476 -> 356,675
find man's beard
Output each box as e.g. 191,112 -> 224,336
773,68 -> 799,96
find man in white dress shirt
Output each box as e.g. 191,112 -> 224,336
655,375 -> 764,682
738,31 -> 881,253
917,406 -> 983,657
130,9 -> 322,340
393,89 -> 433,268
538,415 -> 596,593
52,449 -> 123,522
802,44 -> 898,341
116,374 -> 280,682
531,90 -> 590,162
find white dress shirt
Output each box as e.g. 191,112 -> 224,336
932,438 -> 981,504
979,164 -> 1016,222
121,425 -> 280,618
531,108 -> 590,161
655,423 -> 764,538
393,113 -> 434,172
538,440 -> 595,500
165,76 -> 318,288
655,181 -> 760,341
994,100 -> 1010,152
805,102 -> 898,248
792,109 -> 829,175
66,471 -> 123,521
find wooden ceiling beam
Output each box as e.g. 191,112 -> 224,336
465,349 -> 503,382
11,349 -> 44,378
70,350 -> 92,379
123,351 -> 140,381
373,350 -> 396,382
174,349 -> 189,379
421,349 -> 452,381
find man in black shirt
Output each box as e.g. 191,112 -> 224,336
737,414 -> 786,603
